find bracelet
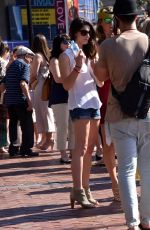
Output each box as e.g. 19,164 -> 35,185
73,67 -> 80,73
75,65 -> 82,69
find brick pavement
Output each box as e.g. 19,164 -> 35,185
0,149 -> 130,230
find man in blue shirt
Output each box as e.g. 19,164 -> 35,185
2,46 -> 38,157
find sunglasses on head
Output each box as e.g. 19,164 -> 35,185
80,29 -> 91,36
62,40 -> 70,45
103,18 -> 113,24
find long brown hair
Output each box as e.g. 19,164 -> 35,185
51,34 -> 70,59
96,20 -> 106,45
69,17 -> 97,59
32,34 -> 50,62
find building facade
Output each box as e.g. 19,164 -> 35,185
0,0 -> 16,40
0,0 -> 103,46
78,0 -> 99,23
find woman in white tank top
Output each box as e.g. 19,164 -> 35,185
59,17 -> 102,209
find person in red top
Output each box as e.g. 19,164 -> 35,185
96,6 -> 120,201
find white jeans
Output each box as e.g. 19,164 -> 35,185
110,119 -> 150,228
52,103 -> 74,151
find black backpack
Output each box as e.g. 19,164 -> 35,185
111,45 -> 150,119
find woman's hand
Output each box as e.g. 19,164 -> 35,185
90,58 -> 98,71
75,50 -> 86,68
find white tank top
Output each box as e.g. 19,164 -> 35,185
65,48 -> 102,110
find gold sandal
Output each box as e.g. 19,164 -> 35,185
40,139 -> 55,151
112,187 -> 121,202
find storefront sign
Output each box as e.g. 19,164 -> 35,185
16,0 -> 55,7
55,0 -> 66,34
21,8 -> 56,25
33,0 -> 55,6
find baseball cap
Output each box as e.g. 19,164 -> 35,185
16,46 -> 35,56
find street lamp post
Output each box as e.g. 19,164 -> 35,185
26,0 -> 34,48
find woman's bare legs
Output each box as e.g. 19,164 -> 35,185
40,132 -> 54,150
33,122 -> 40,144
70,118 -> 100,208
95,134 -> 103,164
36,133 -> 46,148
6,118 -> 10,146
71,118 -> 100,188
82,119 -> 100,188
101,125 -> 119,200
71,119 -> 90,189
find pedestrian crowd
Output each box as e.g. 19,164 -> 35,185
0,0 -> 150,229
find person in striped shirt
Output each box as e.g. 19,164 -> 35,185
1,46 -> 38,157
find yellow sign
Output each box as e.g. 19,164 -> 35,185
21,8 -> 56,25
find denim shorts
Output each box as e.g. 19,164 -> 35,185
70,108 -> 100,121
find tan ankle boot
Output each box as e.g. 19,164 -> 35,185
84,187 -> 99,206
70,188 -> 95,209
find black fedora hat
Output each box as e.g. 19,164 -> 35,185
113,0 -> 139,15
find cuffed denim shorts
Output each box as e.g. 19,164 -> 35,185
70,108 -> 100,121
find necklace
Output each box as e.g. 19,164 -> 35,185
121,28 -> 137,34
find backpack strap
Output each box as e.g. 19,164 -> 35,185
112,39 -> 150,98
145,39 -> 150,59
111,83 -> 121,100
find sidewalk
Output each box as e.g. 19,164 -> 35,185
0,149 -> 127,230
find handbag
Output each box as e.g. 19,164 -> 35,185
30,79 -> 38,90
41,73 -> 52,101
